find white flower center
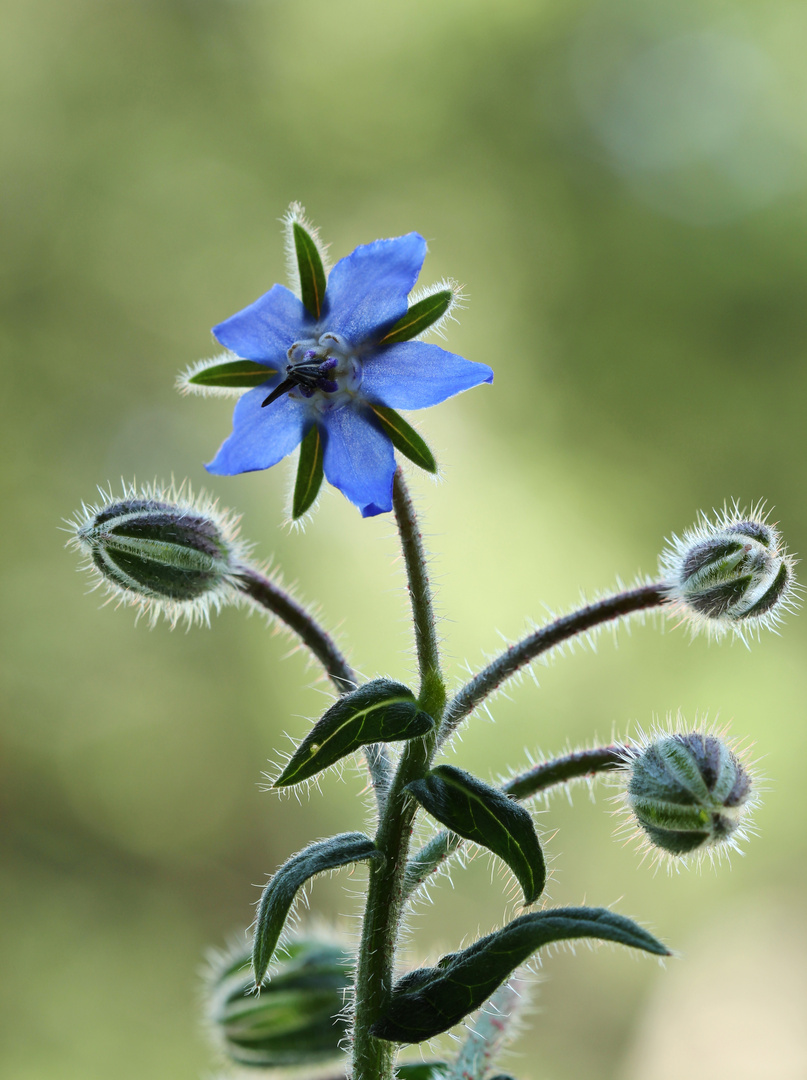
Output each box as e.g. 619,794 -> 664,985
285,333 -> 362,414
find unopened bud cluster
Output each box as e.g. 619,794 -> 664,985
624,731 -> 754,861
659,506 -> 797,639
205,936 -> 352,1069
67,482 -> 246,626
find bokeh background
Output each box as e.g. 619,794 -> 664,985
3,0 -> 807,1077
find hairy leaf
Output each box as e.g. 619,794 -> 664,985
275,679 -> 433,787
406,765 -> 545,904
294,221 -> 327,320
371,907 -> 670,1043
187,358 -> 278,390
381,290 -> 452,343
293,425 -> 324,519
253,833 -> 382,987
369,405 -> 437,473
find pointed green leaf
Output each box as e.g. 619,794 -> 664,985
253,833 -> 382,987
371,907 -> 670,1043
381,290 -> 453,344
293,425 -> 324,518
406,765 -> 545,904
187,358 -> 278,390
294,221 -> 327,320
275,679 -> 434,787
370,405 -> 437,473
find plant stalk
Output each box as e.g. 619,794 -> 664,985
351,469 -> 445,1080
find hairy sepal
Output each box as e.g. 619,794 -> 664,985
293,221 -> 328,320
406,765 -> 546,904
252,833 -> 382,988
369,405 -> 437,473
180,356 -> 280,395
371,907 -> 669,1043
207,936 -> 353,1068
275,678 -> 433,787
293,424 -> 325,519
381,289 -> 454,344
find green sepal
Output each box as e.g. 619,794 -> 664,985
275,679 -> 434,787
252,833 -> 382,988
406,765 -> 546,904
381,290 -> 453,344
371,907 -> 670,1043
187,358 -> 279,390
294,221 -> 327,320
369,405 -> 437,473
293,425 -> 325,518
208,938 -> 353,1068
396,1064 -> 450,1079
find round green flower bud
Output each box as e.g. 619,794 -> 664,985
659,505 -> 798,640
67,482 -> 247,626
205,935 -> 353,1070
624,731 -> 755,862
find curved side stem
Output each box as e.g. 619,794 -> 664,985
403,744 -> 630,900
235,566 -> 393,796
439,584 -> 667,747
503,744 -> 628,801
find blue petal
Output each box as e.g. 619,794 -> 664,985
213,284 -> 311,363
323,234 -> 427,345
206,386 -> 309,474
360,341 -> 494,410
322,406 -> 396,517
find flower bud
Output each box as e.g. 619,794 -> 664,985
205,936 -> 352,1070
624,731 -> 755,861
659,506 -> 797,640
68,482 -> 246,626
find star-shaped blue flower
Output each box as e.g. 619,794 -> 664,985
204,223 -> 493,517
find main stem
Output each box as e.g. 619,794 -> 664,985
352,469 -> 445,1080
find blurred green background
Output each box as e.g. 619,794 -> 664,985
3,0 -> 807,1077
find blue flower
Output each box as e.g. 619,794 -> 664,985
204,218 -> 493,517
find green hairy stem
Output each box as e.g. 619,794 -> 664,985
351,469 -> 445,1080
439,584 -> 667,747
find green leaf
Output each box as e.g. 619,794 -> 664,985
294,221 -> 327,320
406,765 -> 546,904
371,907 -> 670,1043
275,679 -> 434,787
253,833 -> 382,987
293,425 -> 324,518
369,405 -> 437,473
381,290 -> 453,344
396,1064 -> 450,1079
187,358 -> 278,390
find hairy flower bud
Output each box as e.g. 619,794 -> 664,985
659,505 -> 797,640
67,482 -> 247,626
623,730 -> 755,862
205,936 -> 352,1069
